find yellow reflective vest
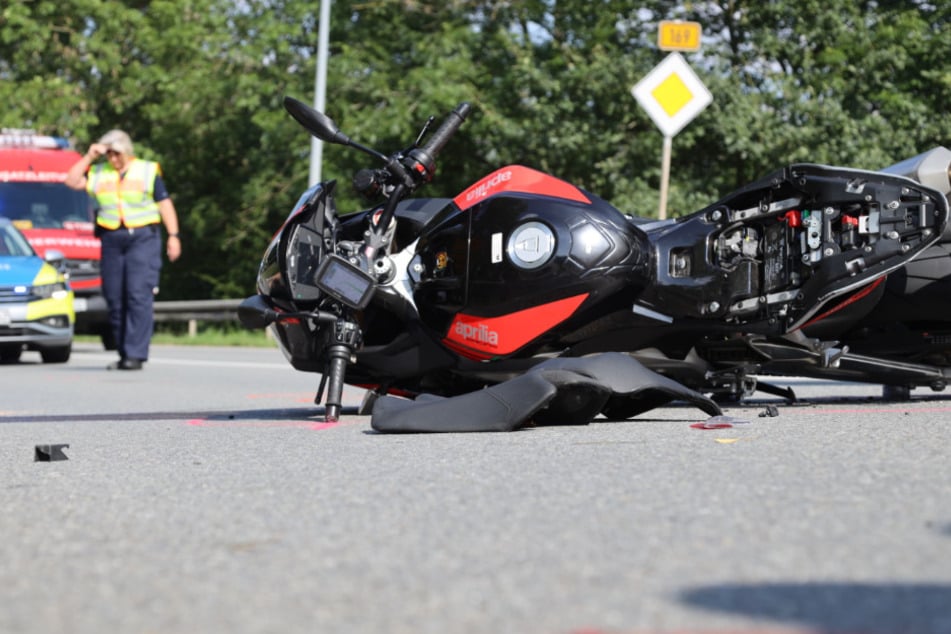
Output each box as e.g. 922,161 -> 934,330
87,159 -> 162,230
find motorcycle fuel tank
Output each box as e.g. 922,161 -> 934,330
411,165 -> 651,361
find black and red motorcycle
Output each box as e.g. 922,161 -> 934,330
239,97 -> 951,431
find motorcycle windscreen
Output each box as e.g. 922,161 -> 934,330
280,183 -> 337,304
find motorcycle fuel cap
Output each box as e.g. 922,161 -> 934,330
507,221 -> 555,269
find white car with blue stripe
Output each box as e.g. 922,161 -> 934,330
0,217 -> 74,363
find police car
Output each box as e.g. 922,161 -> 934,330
0,217 -> 74,363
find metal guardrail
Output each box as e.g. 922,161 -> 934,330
153,298 -> 243,335
153,298 -> 243,322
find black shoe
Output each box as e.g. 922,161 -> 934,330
107,358 -> 143,370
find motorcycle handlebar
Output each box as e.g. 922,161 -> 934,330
421,102 -> 471,159
364,103 -> 471,255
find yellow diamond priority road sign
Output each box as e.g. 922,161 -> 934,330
631,52 -> 712,138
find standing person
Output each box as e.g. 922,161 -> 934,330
65,129 -> 182,370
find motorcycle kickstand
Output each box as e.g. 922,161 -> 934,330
315,373 -> 328,410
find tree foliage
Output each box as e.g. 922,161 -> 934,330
1,0 -> 948,298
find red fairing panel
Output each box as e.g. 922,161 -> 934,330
443,293 -> 589,360
453,165 -> 591,211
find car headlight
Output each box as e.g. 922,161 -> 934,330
32,282 -> 70,300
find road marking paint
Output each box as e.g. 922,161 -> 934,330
802,405 -> 951,414
186,418 -> 350,431
77,351 -> 294,370
245,393 -> 316,403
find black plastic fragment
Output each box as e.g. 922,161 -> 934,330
533,353 -> 722,420
371,372 -> 558,433
370,352 -> 722,433
35,444 -> 70,462
759,405 -> 780,418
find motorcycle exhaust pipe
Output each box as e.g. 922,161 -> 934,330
882,146 -> 951,195
882,146 -> 951,241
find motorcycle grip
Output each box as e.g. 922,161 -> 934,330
421,102 -> 471,158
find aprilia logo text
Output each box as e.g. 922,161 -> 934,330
465,170 -> 512,203
454,321 -> 499,346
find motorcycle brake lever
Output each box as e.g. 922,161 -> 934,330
413,116 -> 436,147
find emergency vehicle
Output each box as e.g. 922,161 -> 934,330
0,129 -> 112,348
0,217 -> 74,363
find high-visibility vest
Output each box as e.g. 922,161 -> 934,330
87,158 -> 162,230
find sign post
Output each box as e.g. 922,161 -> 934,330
309,0 -> 332,186
631,51 -> 712,219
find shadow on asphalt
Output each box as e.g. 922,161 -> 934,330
727,393 -> 951,406
0,406 -> 362,424
7,392 -> 951,425
679,582 -> 951,634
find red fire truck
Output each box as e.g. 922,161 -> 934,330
0,129 -> 112,348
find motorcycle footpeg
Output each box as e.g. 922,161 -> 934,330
643,163 -> 950,331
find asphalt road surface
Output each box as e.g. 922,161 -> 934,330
2,342 -> 950,634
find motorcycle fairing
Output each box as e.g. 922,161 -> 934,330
369,352 -> 721,433
797,241 -> 951,374
453,165 -> 591,211
413,173 -> 652,361
370,373 -> 557,432
858,242 -> 951,323
442,293 -> 588,360
257,181 -> 336,306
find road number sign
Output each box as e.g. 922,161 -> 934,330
658,20 -> 702,52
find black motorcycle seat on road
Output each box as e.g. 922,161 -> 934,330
370,352 -> 721,433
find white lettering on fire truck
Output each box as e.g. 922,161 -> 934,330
0,170 -> 67,182
29,236 -> 100,248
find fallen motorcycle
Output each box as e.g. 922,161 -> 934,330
239,97 -> 950,431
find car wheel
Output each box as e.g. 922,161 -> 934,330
0,345 -> 23,363
40,344 -> 71,364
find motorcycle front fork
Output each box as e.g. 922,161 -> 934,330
315,320 -> 362,422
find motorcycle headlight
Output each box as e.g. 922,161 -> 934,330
32,282 -> 70,300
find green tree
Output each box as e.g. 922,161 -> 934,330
687,0 -> 951,195
2,0 -> 949,299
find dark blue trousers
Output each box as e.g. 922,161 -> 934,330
99,225 -> 162,361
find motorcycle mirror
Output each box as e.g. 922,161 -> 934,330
283,95 -> 388,162
237,295 -> 280,330
283,96 -> 351,146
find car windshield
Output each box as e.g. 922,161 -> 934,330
0,222 -> 36,257
0,182 -> 93,229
